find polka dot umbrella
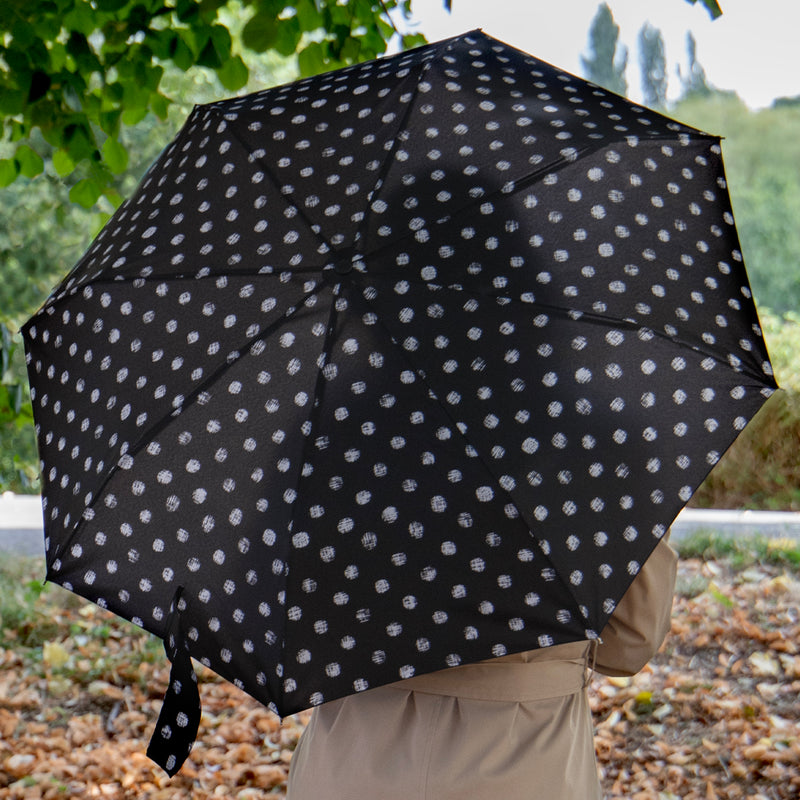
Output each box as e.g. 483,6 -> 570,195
22,30 -> 777,775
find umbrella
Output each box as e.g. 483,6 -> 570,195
22,30 -> 777,775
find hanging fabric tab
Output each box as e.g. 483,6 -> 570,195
146,587 -> 201,776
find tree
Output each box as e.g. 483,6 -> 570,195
580,2 -> 628,97
679,31 -> 713,99
0,1 -> 427,487
0,0 -> 425,206
638,23 -> 667,110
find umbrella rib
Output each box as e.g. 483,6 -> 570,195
432,132 -> 718,228
344,286 -> 591,629
215,108 -> 339,260
204,36 -> 454,271
51,282 -> 326,559
538,303 -> 774,386
519,299 -> 772,386
348,146 -> 604,264
348,132 -> 717,289
351,36 -> 456,252
360,272 -> 773,387
273,283 -> 345,707
347,280 -> 773,632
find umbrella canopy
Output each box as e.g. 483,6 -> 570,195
23,30 -> 776,775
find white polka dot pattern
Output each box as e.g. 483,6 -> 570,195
22,31 -> 776,774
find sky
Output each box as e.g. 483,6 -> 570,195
399,0 -> 800,109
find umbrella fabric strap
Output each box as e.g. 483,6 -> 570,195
146,587 -> 201,776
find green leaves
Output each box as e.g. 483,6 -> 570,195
1,323 -> 14,378
241,0 -> 419,78
242,12 -> 280,52
295,0 -> 324,31
243,10 -> 300,59
62,120 -> 96,162
0,0 -> 419,202
0,146 -> 44,185
0,160 -> 20,188
101,137 -> 129,174
217,55 -> 250,91
15,145 -> 44,178
0,322 -> 32,429
0,383 -> 25,423
297,42 -> 326,78
197,24 -> 234,69
69,178 -> 104,209
95,0 -> 131,10
51,149 -> 76,177
170,34 -> 197,72
686,0 -> 724,19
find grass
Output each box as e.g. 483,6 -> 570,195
0,556 -> 164,689
672,531 -> 800,599
0,556 -> 60,648
675,530 -> 800,569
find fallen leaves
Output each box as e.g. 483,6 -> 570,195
0,556 -> 798,799
592,556 -> 800,800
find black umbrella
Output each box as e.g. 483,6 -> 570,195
23,30 -> 776,775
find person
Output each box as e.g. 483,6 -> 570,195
286,535 -> 678,799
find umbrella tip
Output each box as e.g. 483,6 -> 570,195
335,259 -> 354,275
332,248 -> 367,275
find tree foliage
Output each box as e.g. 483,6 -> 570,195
638,22 -> 667,110
686,0 -> 723,19
0,320 -> 36,490
580,2 -> 628,97
674,93 -> 800,317
679,31 -> 714,98
0,0 -> 423,206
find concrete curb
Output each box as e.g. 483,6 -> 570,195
670,508 -> 800,541
1,494 -> 46,556
2,493 -> 800,557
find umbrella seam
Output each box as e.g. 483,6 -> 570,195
198,34 -> 457,274
352,35 -> 458,254
274,281 -> 343,712
208,105 -> 338,262
340,284 -> 592,631
351,275 -> 777,388
44,282 -> 325,562
332,137 -> 725,295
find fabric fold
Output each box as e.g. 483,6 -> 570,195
385,641 -> 591,702
146,587 -> 201,777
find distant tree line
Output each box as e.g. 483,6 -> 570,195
581,1 -> 714,107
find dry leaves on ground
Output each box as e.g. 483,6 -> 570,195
1,556 -> 798,799
592,558 -> 800,800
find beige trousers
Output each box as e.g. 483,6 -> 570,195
288,641 -> 600,799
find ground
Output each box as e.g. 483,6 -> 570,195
0,553 -> 798,799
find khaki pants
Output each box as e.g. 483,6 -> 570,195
287,641 -> 602,799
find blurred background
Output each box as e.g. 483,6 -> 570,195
1,0 -> 798,509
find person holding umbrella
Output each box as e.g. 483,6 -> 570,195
286,534 -> 677,798
22,31 -> 775,782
